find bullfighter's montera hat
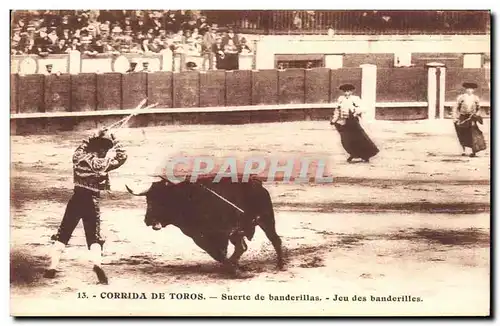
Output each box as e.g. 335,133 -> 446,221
462,82 -> 478,89
339,83 -> 355,91
87,135 -> 114,153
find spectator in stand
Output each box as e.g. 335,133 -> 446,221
239,37 -> 252,54
80,35 -> 98,56
10,41 -> 18,55
26,22 -> 36,34
146,28 -> 155,40
99,24 -> 110,36
223,29 -> 240,70
68,37 -> 81,51
198,15 -> 209,35
121,26 -> 134,53
130,40 -> 143,54
158,29 -> 168,42
183,14 -> 198,32
212,36 -> 226,70
20,23 -> 35,54
224,39 -> 239,70
101,20 -> 112,33
11,27 -> 24,55
73,11 -> 89,31
98,25 -> 113,52
47,27 -> 59,47
25,37 -> 36,54
85,17 -> 101,39
72,28 -> 82,39
121,16 -> 134,32
151,38 -> 165,53
185,30 -> 200,54
304,11 -> 316,29
15,17 -> 27,33
92,37 -> 104,53
34,27 -> 50,56
141,38 -> 152,53
59,27 -> 72,43
110,25 -> 123,49
186,61 -> 198,71
52,38 -> 69,54
20,32 -> 31,53
12,27 -> 22,43
44,64 -> 53,75
202,26 -> 216,70
191,28 -> 201,41
138,33 -> 149,46
165,11 -> 179,32
59,15 -> 72,32
172,30 -> 186,52
293,11 -> 302,29
136,17 -> 148,34
222,28 -> 239,47
151,13 -> 163,35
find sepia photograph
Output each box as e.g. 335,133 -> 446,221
9,9 -> 491,317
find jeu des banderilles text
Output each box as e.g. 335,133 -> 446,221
86,292 -> 423,302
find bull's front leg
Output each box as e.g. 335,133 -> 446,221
191,234 -> 227,263
229,233 -> 248,266
192,234 -> 251,278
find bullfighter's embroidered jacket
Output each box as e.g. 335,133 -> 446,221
331,95 -> 363,125
72,135 -> 127,193
453,93 -> 480,119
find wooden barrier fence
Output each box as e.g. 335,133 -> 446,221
10,67 -> 366,114
10,66 -> 491,134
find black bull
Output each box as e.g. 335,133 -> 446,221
126,177 -> 284,273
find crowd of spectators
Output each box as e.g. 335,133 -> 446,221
11,10 -> 253,70
284,10 -> 488,34
11,10 -> 488,71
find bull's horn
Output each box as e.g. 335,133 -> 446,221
125,184 -> 151,196
157,174 -> 184,185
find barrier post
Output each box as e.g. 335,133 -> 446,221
360,64 -> 377,120
438,66 -> 446,119
68,50 -> 81,75
161,49 -> 173,71
426,62 -> 445,120
427,66 -> 437,120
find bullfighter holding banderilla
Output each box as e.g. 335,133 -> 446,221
44,128 -> 127,284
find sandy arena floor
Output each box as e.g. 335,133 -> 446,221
10,119 -> 490,316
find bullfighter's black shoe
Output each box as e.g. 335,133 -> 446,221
93,265 -> 108,285
347,156 -> 354,163
44,269 -> 56,279
470,153 -> 477,158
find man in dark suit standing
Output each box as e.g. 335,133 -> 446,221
201,26 -> 216,70
212,36 -> 226,70
222,28 -> 240,70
